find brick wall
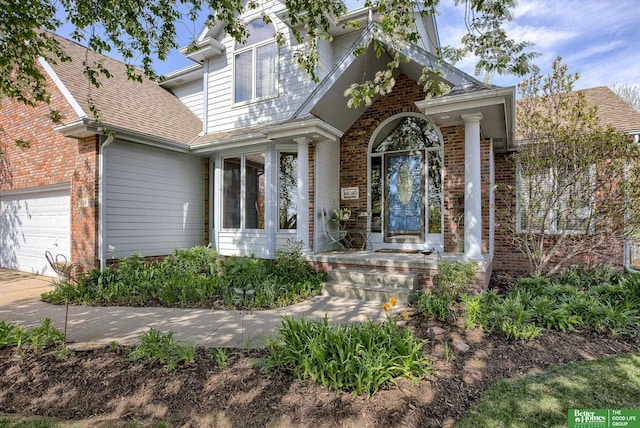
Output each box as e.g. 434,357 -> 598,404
0,76 -> 99,271
339,73 -> 425,230
338,73 -> 491,254
493,152 -> 626,273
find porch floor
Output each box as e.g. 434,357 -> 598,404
307,250 -> 490,271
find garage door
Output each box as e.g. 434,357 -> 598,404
0,187 -> 71,277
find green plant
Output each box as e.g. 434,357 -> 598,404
0,319 -> 64,350
127,329 -> 195,371
42,246 -> 324,310
415,292 -> 456,322
262,316 -> 431,396
433,260 -> 478,298
443,340 -> 452,364
0,321 -> 30,348
464,268 -> 640,340
211,348 -> 230,368
54,346 -> 75,361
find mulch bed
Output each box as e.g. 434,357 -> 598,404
1,273 -> 639,427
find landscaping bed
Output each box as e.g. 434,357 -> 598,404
1,315 -> 638,428
41,244 -> 327,310
3,266 -> 640,427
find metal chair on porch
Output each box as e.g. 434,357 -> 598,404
321,208 -> 347,252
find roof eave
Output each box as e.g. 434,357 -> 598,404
55,119 -> 192,153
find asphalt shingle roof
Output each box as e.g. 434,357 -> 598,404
580,86 -> 640,133
48,35 -> 202,145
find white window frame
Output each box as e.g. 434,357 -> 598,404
517,163 -> 595,234
276,147 -> 298,232
221,151 -> 266,231
232,20 -> 279,105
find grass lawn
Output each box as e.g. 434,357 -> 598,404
457,353 -> 640,427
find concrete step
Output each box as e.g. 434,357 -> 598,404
327,269 -> 417,290
322,281 -> 412,306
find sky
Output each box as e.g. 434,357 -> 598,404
59,0 -> 640,91
433,0 -> 640,90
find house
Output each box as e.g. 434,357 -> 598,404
493,86 -> 640,273
1,1 -> 637,285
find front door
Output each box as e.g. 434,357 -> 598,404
370,115 -> 443,248
385,152 -> 424,242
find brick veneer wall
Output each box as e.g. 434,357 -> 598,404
338,73 -> 491,255
493,152 -> 625,273
0,78 -> 99,271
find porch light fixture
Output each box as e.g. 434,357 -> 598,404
440,115 -> 450,119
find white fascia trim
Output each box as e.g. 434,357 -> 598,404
190,133 -> 272,154
0,183 -> 70,197
38,57 -> 87,118
160,63 -> 204,86
179,37 -> 225,62
416,87 -> 515,115
267,119 -> 344,141
55,119 -> 191,153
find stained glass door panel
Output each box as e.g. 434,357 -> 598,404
385,153 -> 424,242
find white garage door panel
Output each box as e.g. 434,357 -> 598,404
0,189 -> 70,277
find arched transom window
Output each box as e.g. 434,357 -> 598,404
234,19 -> 278,103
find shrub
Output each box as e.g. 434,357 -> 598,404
42,245 -> 325,310
127,328 -> 195,371
262,316 -> 431,396
432,260 -> 478,298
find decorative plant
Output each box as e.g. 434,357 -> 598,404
333,208 -> 351,220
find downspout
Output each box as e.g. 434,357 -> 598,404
202,58 -> 209,134
624,134 -> 639,274
98,135 -> 114,270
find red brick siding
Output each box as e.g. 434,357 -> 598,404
337,73 -> 491,254
0,75 -> 99,270
339,73 -> 425,230
493,152 -> 625,273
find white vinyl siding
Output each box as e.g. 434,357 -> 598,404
105,141 -> 205,259
170,79 -> 203,121
0,187 -> 70,276
205,19 -> 318,134
218,230 -> 269,258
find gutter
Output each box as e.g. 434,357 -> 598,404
98,135 -> 114,270
624,133 -> 640,274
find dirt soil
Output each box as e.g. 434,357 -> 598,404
2,278 -> 640,427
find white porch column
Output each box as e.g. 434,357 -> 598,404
461,113 -> 483,259
294,137 -> 311,251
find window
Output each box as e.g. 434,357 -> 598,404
278,152 -> 297,229
245,153 -> 265,229
517,165 -> 594,233
234,19 -> 278,103
222,153 -> 265,230
223,157 -> 241,229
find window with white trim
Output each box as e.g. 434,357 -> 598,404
234,19 -> 278,104
278,152 -> 297,230
517,164 -> 594,233
222,153 -> 265,230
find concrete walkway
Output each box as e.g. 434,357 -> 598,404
0,269 -> 388,349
